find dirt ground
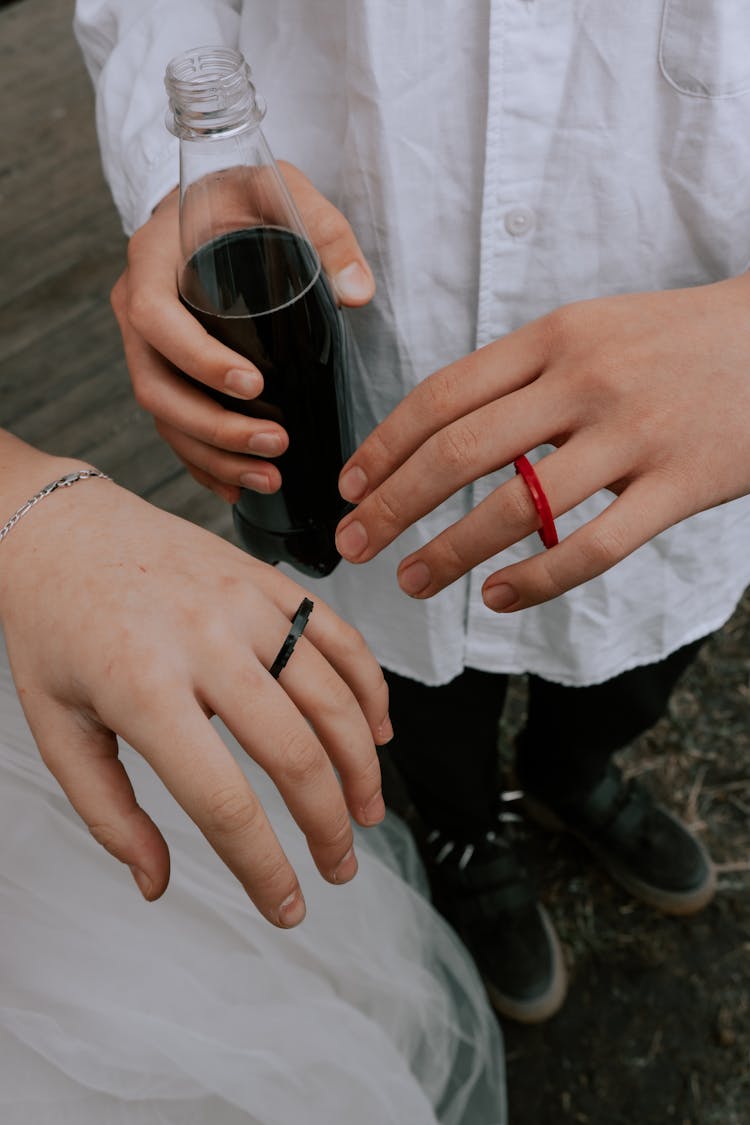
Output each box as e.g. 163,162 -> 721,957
494,589 -> 750,1125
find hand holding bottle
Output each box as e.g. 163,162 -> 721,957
335,278 -> 750,608
0,433 -> 390,927
112,163 -> 375,504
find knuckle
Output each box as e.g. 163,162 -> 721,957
433,530 -> 473,575
433,422 -> 480,473
543,301 -> 585,352
278,729 -> 324,786
364,424 -> 399,474
153,417 -> 174,444
308,808 -> 351,852
372,662 -> 389,701
203,784 -> 261,838
504,479 -> 539,530
369,485 -> 402,531
253,860 -> 296,902
316,669 -> 357,718
579,523 -> 629,572
109,274 -> 127,316
88,821 -> 122,857
131,373 -> 159,413
340,625 -> 386,691
534,554 -> 569,602
310,204 -> 350,251
576,350 -> 624,404
421,367 -> 462,420
117,663 -> 182,716
126,288 -> 158,333
246,855 -> 292,900
336,620 -> 370,663
357,755 -> 383,797
203,412 -> 232,449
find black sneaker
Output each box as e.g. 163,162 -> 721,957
423,801 -> 567,1024
521,762 -> 716,915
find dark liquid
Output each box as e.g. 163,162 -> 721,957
180,227 -> 352,577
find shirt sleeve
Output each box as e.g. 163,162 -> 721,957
74,0 -> 241,235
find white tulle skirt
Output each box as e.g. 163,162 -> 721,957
0,641 -> 506,1125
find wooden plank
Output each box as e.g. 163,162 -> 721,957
0,0 -> 231,541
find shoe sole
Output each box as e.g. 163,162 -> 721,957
483,905 -> 568,1025
523,795 -> 717,917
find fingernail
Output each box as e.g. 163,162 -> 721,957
377,714 -> 394,744
483,583 -> 520,612
339,465 -> 368,502
240,470 -> 274,493
398,560 -> 431,597
333,262 -> 373,303
129,864 -> 153,900
248,432 -> 284,456
278,889 -> 306,927
361,792 -> 386,825
332,847 -> 358,884
335,519 -> 369,559
225,368 -> 261,398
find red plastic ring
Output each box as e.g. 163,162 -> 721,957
513,455 -> 559,549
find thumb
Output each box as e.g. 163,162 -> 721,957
279,161 -> 376,306
28,702 -> 171,901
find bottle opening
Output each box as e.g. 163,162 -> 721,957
165,46 -> 265,138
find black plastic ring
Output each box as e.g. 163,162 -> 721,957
269,598 -> 314,679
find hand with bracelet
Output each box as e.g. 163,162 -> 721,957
335,277 -> 750,608
0,430 -> 390,927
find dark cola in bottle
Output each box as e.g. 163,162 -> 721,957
165,47 -> 353,577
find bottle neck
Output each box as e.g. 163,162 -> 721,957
165,46 -> 266,139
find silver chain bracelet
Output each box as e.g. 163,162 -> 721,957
0,470 -> 111,545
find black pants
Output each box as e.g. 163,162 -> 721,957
383,640 -> 703,839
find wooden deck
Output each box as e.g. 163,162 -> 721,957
0,0 -> 232,538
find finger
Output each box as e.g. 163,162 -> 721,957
113,259 -> 265,403
202,654 -> 359,887
336,378 -> 572,563
118,319 -> 288,455
27,702 -> 170,901
481,473 -> 688,612
158,419 -> 283,494
300,609 -> 393,750
279,161 -> 376,306
241,564 -> 392,746
390,435 -> 624,597
182,462 -> 241,505
338,320 -> 554,503
124,218 -> 271,400
273,634 -> 386,829
123,701 -> 307,928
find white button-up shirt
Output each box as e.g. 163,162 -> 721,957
75,0 -> 750,686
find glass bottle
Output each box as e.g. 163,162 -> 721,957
165,46 -> 353,578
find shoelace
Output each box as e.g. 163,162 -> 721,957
426,789 -> 526,871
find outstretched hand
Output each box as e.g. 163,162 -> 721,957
0,448 -> 390,927
335,277 -> 750,610
111,163 -> 375,502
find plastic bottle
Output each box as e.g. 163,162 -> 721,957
165,46 -> 353,577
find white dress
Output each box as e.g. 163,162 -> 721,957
0,638 -> 506,1125
74,0 -> 750,687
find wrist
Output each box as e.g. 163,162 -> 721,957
0,434 -> 93,522
0,435 -> 111,613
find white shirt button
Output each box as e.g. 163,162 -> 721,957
504,206 -> 535,237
